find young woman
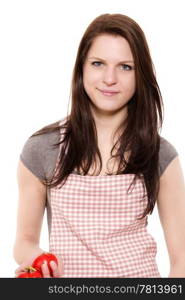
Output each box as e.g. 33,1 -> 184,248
14,13 -> 185,278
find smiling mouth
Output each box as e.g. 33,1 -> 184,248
98,89 -> 119,96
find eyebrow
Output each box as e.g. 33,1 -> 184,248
88,56 -> 134,64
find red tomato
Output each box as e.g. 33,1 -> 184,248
32,252 -> 58,276
17,266 -> 42,278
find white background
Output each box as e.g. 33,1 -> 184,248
0,0 -> 185,278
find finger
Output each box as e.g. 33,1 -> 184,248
15,267 -> 29,278
15,264 -> 26,273
15,261 -> 33,274
15,268 -> 21,275
41,262 -> 51,278
15,270 -> 24,276
50,261 -> 59,278
15,266 -> 27,275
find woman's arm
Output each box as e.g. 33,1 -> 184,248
13,159 -> 63,277
157,156 -> 185,277
13,159 -> 47,264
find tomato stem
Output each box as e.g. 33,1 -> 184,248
25,266 -> 37,273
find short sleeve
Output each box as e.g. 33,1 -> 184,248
159,137 -> 178,176
20,130 -> 60,181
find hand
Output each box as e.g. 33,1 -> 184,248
40,254 -> 63,278
15,250 -> 43,278
15,253 -> 63,278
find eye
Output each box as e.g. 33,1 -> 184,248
91,61 -> 103,67
121,64 -> 133,71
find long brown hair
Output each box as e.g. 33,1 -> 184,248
31,14 -> 163,219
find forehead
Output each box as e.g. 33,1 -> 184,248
87,34 -> 134,61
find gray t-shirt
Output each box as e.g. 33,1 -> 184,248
20,127 -> 178,181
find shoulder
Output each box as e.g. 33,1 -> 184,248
20,120 -> 62,181
159,136 -> 178,177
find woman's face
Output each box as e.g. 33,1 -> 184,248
83,34 -> 136,116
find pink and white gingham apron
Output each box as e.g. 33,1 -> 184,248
46,121 -> 161,278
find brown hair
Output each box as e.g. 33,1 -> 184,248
31,14 -> 163,219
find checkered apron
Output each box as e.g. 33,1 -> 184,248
46,122 -> 161,278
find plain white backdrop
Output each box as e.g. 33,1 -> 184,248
0,0 -> 185,278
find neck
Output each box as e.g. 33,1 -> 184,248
91,107 -> 127,143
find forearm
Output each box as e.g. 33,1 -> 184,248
13,239 -> 44,265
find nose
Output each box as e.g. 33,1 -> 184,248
102,67 -> 117,85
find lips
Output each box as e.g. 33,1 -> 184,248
98,89 -> 119,96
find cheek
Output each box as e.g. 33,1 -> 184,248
83,66 -> 100,88
122,75 -> 136,94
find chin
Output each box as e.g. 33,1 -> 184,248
94,106 -> 123,115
